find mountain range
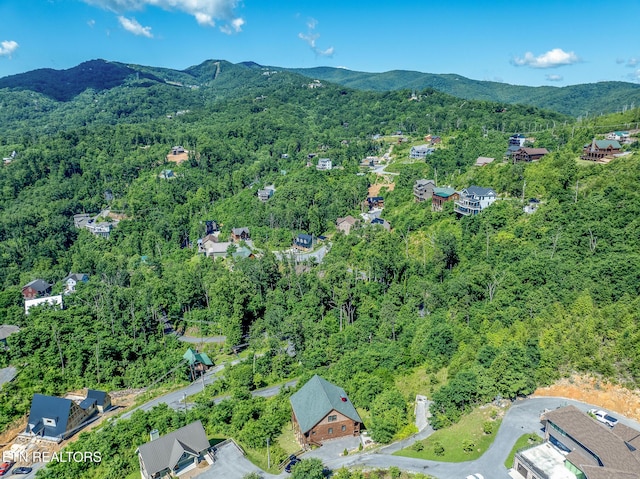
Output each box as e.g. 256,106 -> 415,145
1,59 -> 639,118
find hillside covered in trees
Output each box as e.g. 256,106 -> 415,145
1,59 -> 640,478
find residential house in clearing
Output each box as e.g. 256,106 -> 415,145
290,375 -> 363,447
606,131 -> 630,142
200,238 -> 233,258
413,179 -> 436,202
316,158 -> 333,170
514,405 -> 640,479
257,185 -> 276,202
22,279 -> 52,300
137,420 -> 212,479
183,348 -> 213,379
231,227 -> 250,242
73,210 -> 120,239
512,147 -> 549,163
22,390 -> 108,443
336,216 -> 359,235
294,233 -> 314,251
370,217 -> 391,231
62,273 -> 89,294
166,146 -> 189,163
506,133 -> 527,157
432,187 -> 459,212
454,186 -> 497,216
581,139 -> 622,162
409,145 -> 435,159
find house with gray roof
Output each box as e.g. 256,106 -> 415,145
290,375 -> 363,447
409,145 -> 435,159
21,279 -> 52,300
413,179 -> 436,202
62,273 -> 89,294
514,405 -> 640,479
137,420 -> 212,479
454,186 -> 497,216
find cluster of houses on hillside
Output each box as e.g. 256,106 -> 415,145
414,179 -> 498,216
197,224 -> 254,259
20,273 -> 89,315
134,375 -> 362,478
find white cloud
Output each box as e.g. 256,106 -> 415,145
83,0 -> 242,28
545,74 -> 563,82
299,18 -> 334,58
220,17 -> 244,34
627,57 -> 639,67
0,40 -> 19,58
512,48 -> 580,68
118,16 -> 153,37
88,19 -> 96,27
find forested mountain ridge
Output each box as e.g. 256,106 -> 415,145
284,66 -> 640,117
1,55 -> 640,479
1,58 -> 640,123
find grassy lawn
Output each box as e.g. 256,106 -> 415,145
394,405 -> 503,462
277,423 -> 302,456
503,433 -> 543,468
394,366 -> 448,400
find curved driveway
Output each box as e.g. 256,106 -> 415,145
302,397 -> 640,479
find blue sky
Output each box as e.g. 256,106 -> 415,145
1,0 -> 639,87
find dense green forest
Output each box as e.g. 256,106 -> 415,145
1,59 -> 640,478
286,65 -> 640,117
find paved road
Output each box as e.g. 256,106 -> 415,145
273,245 -> 330,264
118,364 -> 228,420
178,335 -> 227,344
191,396 -> 640,479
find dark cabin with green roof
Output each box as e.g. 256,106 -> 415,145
289,375 -> 363,446
183,348 -> 213,379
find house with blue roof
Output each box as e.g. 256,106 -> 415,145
293,233 -> 314,251
23,394 -> 90,442
290,375 -> 363,447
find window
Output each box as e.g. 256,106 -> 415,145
43,418 -> 56,427
328,415 -> 337,422
328,428 -> 333,434
341,425 -> 346,431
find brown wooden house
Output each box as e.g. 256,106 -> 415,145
231,227 -> 250,242
290,375 -> 363,447
512,147 -> 549,162
432,187 -> 459,212
581,139 -> 622,161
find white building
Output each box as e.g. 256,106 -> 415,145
25,295 -> 63,315
316,158 -> 332,170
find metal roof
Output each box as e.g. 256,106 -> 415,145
290,375 -> 362,434
26,394 -> 74,439
137,420 -> 210,478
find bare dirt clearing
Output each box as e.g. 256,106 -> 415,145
533,374 -> 640,421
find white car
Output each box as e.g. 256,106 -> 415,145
466,475 -> 485,479
589,409 -> 618,427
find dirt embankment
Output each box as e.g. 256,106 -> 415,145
533,375 -> 640,421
